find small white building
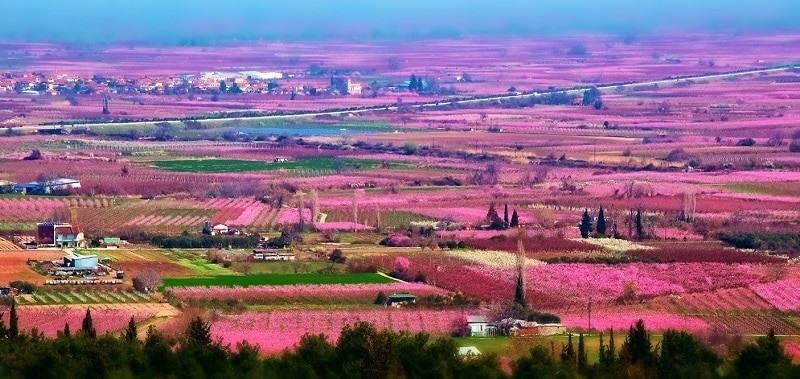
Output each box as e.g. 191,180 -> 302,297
467,315 -> 490,337
211,224 -> 229,235
458,346 -> 482,357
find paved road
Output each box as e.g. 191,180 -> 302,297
20,65 -> 790,131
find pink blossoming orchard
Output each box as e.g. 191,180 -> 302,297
3,31 -> 800,366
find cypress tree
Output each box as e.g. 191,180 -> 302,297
598,332 -> 606,366
8,299 -> 18,338
510,209 -> 519,227
125,316 -> 138,342
63,322 -> 71,338
607,328 -> 616,365
82,308 -> 96,339
504,203 -> 509,225
579,209 -> 593,238
219,80 -> 227,93
635,208 -> 644,240
561,333 -> 576,365
409,74 -> 418,91
597,206 -> 607,236
578,333 -> 588,371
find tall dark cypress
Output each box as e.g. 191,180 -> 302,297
510,209 -> 519,227
8,299 -> 18,338
578,333 -> 588,371
504,203 -> 509,224
82,309 -> 97,339
597,206 -> 607,236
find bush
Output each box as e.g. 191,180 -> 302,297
9,281 -> 36,294
374,291 -> 387,305
345,261 -> 378,274
329,249 -> 346,264
736,138 -> 756,146
665,148 -> 692,162
790,139 -> 800,152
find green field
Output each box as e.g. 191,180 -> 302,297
161,273 -> 394,287
230,261 -> 345,275
152,156 -> 382,173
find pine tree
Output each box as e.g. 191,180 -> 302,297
597,206 -> 607,236
219,80 -> 227,93
125,316 -> 138,342
635,208 -> 645,240
63,322 -> 71,338
186,316 -> 212,346
82,309 -> 96,339
578,333 -> 588,371
510,209 -> 519,227
561,333 -> 577,365
504,203 -> 509,224
579,209 -> 593,238
623,319 -> 652,365
409,74 -> 418,91
8,299 -> 18,338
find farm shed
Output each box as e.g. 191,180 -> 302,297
386,293 -> 417,308
37,222 -> 85,248
458,346 -> 482,357
63,254 -> 99,269
467,315 -> 491,337
511,323 -> 566,337
211,224 -> 229,235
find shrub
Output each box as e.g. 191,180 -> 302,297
374,291 -> 387,305
329,249 -> 346,264
790,139 -> 800,153
9,281 -> 36,294
665,148 -> 692,162
736,138 -> 756,146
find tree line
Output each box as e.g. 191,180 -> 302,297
0,301 -> 797,379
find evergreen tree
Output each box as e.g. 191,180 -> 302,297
81,309 -> 96,338
63,322 -> 71,338
561,333 -> 576,365
504,203 -> 509,224
598,332 -> 607,366
219,80 -> 227,93
659,329 -> 722,379
486,203 -> 500,222
230,82 -> 243,94
409,74 -> 418,91
514,275 -> 525,307
577,333 -> 588,372
622,319 -> 653,366
186,316 -> 212,346
125,316 -> 138,342
8,299 -> 18,338
635,208 -> 645,240
597,206 -> 607,236
510,209 -> 519,227
605,328 -> 616,366
734,328 -> 793,379
579,209 -> 593,238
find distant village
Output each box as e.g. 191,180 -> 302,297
0,68 -> 438,98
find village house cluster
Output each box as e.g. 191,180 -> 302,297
0,69 -> 370,97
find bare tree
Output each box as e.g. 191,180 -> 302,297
132,268 -> 162,293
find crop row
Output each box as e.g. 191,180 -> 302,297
16,291 -> 153,305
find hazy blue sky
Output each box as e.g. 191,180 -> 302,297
3,0 -> 799,44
